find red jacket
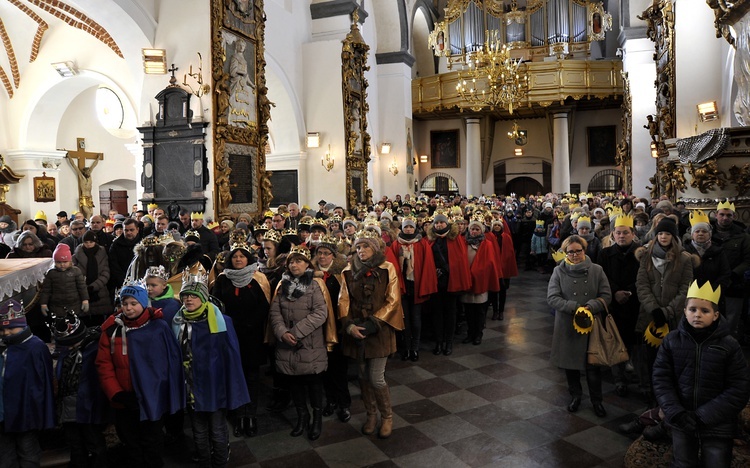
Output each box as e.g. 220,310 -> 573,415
388,237 -> 438,304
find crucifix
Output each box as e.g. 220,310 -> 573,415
66,137 -> 103,220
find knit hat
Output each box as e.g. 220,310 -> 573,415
82,230 -> 97,243
468,215 -> 484,230
635,202 -> 646,211
655,217 -> 678,238
56,211 -> 68,218
180,270 -> 209,303
576,216 -> 592,230
0,300 -> 26,329
120,282 -> 150,309
353,230 -> 382,252
51,311 -> 87,346
433,212 -> 450,224
53,243 -> 72,262
401,216 -> 416,229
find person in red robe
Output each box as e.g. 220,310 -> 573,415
489,217 -> 517,320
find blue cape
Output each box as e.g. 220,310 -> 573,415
2,335 -> 55,432
175,314 -> 250,412
151,297 -> 181,323
126,319 -> 185,421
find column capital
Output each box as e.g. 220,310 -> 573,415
465,117 -> 481,124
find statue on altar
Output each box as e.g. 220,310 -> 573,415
66,154 -> 101,220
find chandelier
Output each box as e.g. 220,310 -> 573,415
455,31 -> 528,113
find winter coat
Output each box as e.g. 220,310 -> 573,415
653,316 -> 750,438
531,232 -> 548,255
269,273 -> 329,376
683,242 -> 731,294
108,234 -> 140,289
74,244 -> 112,316
39,266 -> 89,316
547,257 -> 611,371
5,245 -> 53,258
596,242 -> 641,345
710,220 -> 750,297
635,246 -> 696,333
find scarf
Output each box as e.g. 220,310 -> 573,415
153,284 -> 175,301
224,263 -> 260,288
398,235 -> 421,282
465,232 -> 485,246
651,242 -> 670,275
433,226 -> 450,237
173,301 -> 226,335
691,239 -> 711,258
1,327 -> 32,346
352,251 -> 387,281
280,269 -> 314,301
580,232 -> 595,243
83,245 -> 99,288
398,231 -> 419,241
686,319 -> 719,344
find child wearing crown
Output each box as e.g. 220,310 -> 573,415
174,270 -> 249,466
652,280 -> 750,466
0,300 -> 55,467
530,219 -> 548,273
96,282 -> 184,467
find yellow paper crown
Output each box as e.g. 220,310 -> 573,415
281,228 -> 298,237
184,229 -> 201,240
298,216 -> 314,227
147,203 -> 158,210
717,199 -> 735,212
355,229 -> 381,241
319,234 -> 340,247
604,203 -> 614,211
573,307 -> 594,334
190,212 -> 203,220
288,245 -> 311,261
687,280 -> 721,304
535,220 -> 545,227
263,210 -> 274,219
577,215 -> 591,224
207,221 -> 219,230
551,249 -> 566,263
644,322 -> 670,347
614,214 -> 634,228
689,210 -> 710,227
263,230 -> 281,243
570,213 -> 581,221
610,207 -> 623,217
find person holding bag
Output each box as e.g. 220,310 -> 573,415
548,235 -> 611,417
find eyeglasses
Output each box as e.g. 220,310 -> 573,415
566,249 -> 584,256
72,227 -> 84,231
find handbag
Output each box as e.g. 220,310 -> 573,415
587,298 -> 629,367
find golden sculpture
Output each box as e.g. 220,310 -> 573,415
728,163 -> 750,196
640,0 -> 675,141
688,159 -> 728,193
659,160 -> 687,201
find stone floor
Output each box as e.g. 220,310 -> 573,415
181,268 -> 645,468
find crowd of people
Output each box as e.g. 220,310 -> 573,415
1,191 -> 749,467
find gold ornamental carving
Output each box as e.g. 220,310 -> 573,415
688,159 -> 728,193
707,0 -> 750,45
342,10 -> 371,212
728,163 -> 750,196
616,71 -> 632,194
659,160 -> 686,201
639,0 -> 675,141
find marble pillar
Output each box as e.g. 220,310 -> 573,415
552,112 -> 570,194
465,118 -> 481,196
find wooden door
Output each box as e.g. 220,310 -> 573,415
99,189 -> 128,217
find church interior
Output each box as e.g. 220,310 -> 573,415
1,0 -> 750,467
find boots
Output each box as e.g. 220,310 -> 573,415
233,417 -> 246,438
290,406 -> 310,437
359,380 -> 378,435
373,385 -> 393,439
432,341 -> 443,355
266,387 -> 290,413
308,408 -> 323,440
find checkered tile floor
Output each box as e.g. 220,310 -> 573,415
167,269 -> 642,468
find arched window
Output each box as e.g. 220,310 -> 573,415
588,169 -> 622,192
420,172 -> 460,196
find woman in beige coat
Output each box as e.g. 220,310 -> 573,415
269,245 -> 336,441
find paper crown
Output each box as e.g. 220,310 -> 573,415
717,199 -> 735,212
147,203 -> 158,210
614,214 -> 634,228
535,220 -> 545,228
0,299 -> 25,322
207,221 -> 219,230
254,224 -> 269,233
610,207 -> 623,217
190,212 -> 203,220
230,229 -> 248,242
577,216 -> 591,224
573,307 -> 594,334
49,310 -> 84,344
184,229 -> 201,240
180,269 -> 209,298
644,321 -> 670,347
281,228 -> 298,238
143,265 -> 170,282
263,229 -> 281,243
141,235 -> 163,247
687,280 -> 721,304
298,216 -> 314,228
288,244 -> 311,261
551,249 -> 566,263
263,210 -> 274,219
689,209 -> 710,227
604,203 -> 614,211
229,240 -> 252,253
557,212 -> 565,220
327,215 -> 343,225
355,229 -> 381,241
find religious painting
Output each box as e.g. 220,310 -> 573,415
587,126 -> 617,167
212,0 -> 270,217
33,173 -> 55,202
430,130 -> 460,169
223,31 -> 257,130
588,2 -> 612,42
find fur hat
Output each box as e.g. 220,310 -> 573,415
53,243 -> 72,262
0,300 -> 26,329
655,217 -> 678,238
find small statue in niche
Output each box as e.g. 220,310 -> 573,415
688,159 -> 728,193
644,115 -> 658,142
228,38 -> 256,127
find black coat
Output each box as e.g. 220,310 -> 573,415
107,235 -> 140,289
596,242 -> 641,345
653,316 -> 750,438
683,242 -> 731,294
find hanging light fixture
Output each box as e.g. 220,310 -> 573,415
388,157 -> 399,176
455,31 -> 528,113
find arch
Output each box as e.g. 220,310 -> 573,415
411,2 -> 435,77
420,172 -> 459,196
506,177 -> 544,197
587,169 -> 622,192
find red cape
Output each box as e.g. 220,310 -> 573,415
426,234 -> 471,293
469,238 -> 502,294
484,232 -> 505,279
388,238 -> 439,304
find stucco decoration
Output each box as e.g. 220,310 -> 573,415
639,0 -> 675,141
616,71 -> 632,194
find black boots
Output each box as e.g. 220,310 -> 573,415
290,407 -> 310,437
567,396 -> 582,413
432,342 -> 443,355
443,341 -> 453,356
246,417 -> 257,437
233,417 -> 246,438
308,408 -> 323,440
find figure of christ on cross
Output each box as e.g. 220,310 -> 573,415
66,138 -> 102,220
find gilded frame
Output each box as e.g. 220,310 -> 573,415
588,2 -> 612,42
33,174 -> 55,202
212,0 -> 271,218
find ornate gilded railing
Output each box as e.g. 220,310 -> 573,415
412,59 -> 623,113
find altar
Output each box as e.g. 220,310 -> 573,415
0,258 -> 53,305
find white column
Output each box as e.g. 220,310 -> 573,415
465,118 -> 481,197
552,112 -> 570,194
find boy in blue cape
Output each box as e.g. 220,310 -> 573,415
0,299 -> 55,467
174,270 -> 249,468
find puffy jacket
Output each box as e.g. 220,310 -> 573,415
653,316 -> 750,438
711,220 -> 750,297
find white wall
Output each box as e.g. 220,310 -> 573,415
570,109 -> 622,191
